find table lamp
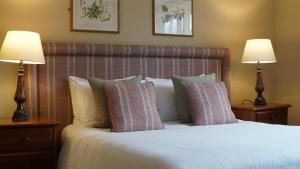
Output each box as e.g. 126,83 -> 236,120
242,39 -> 276,105
0,31 -> 45,121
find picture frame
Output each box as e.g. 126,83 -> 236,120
153,0 -> 193,37
70,0 -> 119,33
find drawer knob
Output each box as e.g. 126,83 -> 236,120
271,116 -> 276,120
25,136 -> 31,143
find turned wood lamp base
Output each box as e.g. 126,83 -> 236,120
12,108 -> 28,121
12,61 -> 29,121
254,62 -> 266,105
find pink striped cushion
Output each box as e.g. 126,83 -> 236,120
184,82 -> 237,125
104,82 -> 164,132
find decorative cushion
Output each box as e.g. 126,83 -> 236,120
69,76 -> 97,127
104,82 -> 164,132
184,82 -> 238,125
145,77 -> 177,122
88,76 -> 142,128
171,74 -> 216,123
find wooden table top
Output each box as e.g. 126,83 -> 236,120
231,103 -> 292,111
0,118 -> 61,127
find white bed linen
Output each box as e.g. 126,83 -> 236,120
57,121 -> 300,169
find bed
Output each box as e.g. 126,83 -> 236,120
58,121 -> 300,169
24,43 -> 300,169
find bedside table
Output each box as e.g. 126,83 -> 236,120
232,103 -> 291,125
0,118 -> 61,169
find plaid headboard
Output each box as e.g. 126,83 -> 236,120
24,42 -> 230,127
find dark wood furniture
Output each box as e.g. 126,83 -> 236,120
0,118 -> 61,169
232,103 -> 291,125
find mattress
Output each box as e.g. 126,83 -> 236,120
57,121 -> 300,169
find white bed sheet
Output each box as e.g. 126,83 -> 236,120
57,121 -> 300,169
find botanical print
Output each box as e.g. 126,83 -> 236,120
80,0 -> 111,22
72,0 -> 119,32
154,0 -> 192,36
160,4 -> 185,24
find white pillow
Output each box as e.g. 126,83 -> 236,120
69,76 -> 137,127
145,77 -> 177,122
146,75 -> 206,122
69,76 -> 97,127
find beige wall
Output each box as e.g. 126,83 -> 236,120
275,0 -> 300,124
0,0 -> 276,118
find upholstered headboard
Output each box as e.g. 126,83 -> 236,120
24,42 -> 230,127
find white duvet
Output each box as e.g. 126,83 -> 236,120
57,121 -> 300,169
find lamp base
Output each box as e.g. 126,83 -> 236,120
254,96 -> 266,105
12,105 -> 28,121
12,61 -> 29,121
254,62 -> 267,106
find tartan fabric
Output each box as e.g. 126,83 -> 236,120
24,42 -> 231,127
104,82 -> 163,132
184,82 -> 237,125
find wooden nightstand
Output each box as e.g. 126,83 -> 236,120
232,103 -> 291,125
0,118 -> 61,169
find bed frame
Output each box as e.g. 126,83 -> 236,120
24,42 -> 231,128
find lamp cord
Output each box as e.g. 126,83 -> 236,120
241,99 -> 254,105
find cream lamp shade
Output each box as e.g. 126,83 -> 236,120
0,30 -> 45,64
242,39 -> 276,64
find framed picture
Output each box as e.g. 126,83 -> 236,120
71,0 -> 119,33
153,0 -> 193,37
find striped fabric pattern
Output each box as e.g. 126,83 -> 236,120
88,76 -> 142,128
24,42 -> 230,128
172,74 -> 216,123
184,82 -> 237,125
104,82 -> 164,132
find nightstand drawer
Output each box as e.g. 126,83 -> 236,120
0,127 -> 53,153
232,103 -> 290,125
0,152 -> 54,169
256,109 -> 287,124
